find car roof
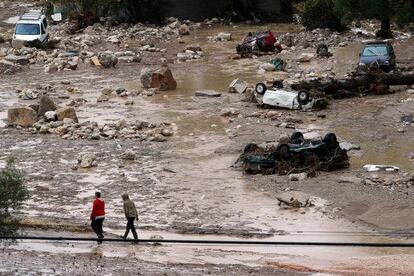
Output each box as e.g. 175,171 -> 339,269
18,11 -> 45,22
16,20 -> 42,25
364,41 -> 390,46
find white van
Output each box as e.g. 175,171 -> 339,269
13,11 -> 49,44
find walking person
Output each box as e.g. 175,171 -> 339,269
122,193 -> 139,242
90,191 -> 105,243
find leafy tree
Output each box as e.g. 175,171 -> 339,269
301,0 -> 344,30
0,158 -> 29,236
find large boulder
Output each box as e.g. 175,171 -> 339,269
7,106 -> 37,127
140,66 -> 177,91
98,53 -> 118,68
5,54 -> 30,65
56,107 -> 78,123
77,152 -> 97,168
178,24 -> 190,35
38,96 -> 57,116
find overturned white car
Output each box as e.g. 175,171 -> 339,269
254,82 -> 327,110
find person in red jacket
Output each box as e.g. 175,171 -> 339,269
90,191 -> 105,243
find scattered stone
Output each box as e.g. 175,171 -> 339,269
140,66 -> 177,91
7,106 -> 38,127
44,111 -> 57,121
78,152 -> 98,168
340,142 -> 361,151
229,79 -> 247,94
289,173 -> 308,182
5,54 -> 29,65
38,96 -> 57,116
121,150 -> 136,161
195,90 -> 222,97
153,134 -> 167,142
44,64 -> 58,73
216,32 -> 232,41
160,128 -> 173,137
98,53 -> 118,68
56,107 -> 78,123
276,191 -> 313,208
178,24 -> 190,35
299,53 -> 314,62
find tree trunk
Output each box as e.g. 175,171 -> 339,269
291,72 -> 414,98
376,16 -> 392,39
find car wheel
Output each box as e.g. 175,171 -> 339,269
277,144 -> 291,159
273,80 -> 283,89
323,133 -> 338,149
255,83 -> 267,95
297,90 -> 310,105
290,131 -> 304,144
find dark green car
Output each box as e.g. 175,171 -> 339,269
240,132 -> 349,175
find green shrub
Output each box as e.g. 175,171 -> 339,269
302,0 -> 344,30
0,158 -> 29,236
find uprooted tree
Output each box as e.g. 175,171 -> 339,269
291,70 -> 414,98
0,158 -> 29,237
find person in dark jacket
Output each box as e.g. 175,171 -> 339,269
122,193 -> 138,242
90,191 -> 105,243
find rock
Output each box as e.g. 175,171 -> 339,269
153,134 -> 167,142
289,173 -> 308,181
62,118 -> 74,124
178,24 -> 190,35
299,53 -> 314,62
56,107 -> 78,123
0,60 -> 21,75
121,150 -> 136,161
140,66 -> 177,91
7,106 -> 38,127
78,152 -> 98,168
260,63 -> 276,72
5,54 -> 29,65
44,111 -> 57,121
90,56 -> 101,66
39,125 -> 50,134
98,53 -> 118,68
195,90 -> 222,97
276,191 -> 312,208
185,44 -> 202,52
44,64 -> 58,73
160,128 -> 173,137
97,95 -> 110,102
217,32 -> 232,41
340,142 -> 361,151
229,79 -> 247,94
221,108 -> 239,117
19,89 -> 40,100
38,96 -> 57,116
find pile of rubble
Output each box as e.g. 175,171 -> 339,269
6,95 -> 174,142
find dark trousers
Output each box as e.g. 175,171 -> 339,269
124,217 -> 138,240
91,218 -> 105,239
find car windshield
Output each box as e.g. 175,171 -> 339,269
15,23 -> 40,35
362,45 -> 388,57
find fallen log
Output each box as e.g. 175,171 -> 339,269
291,71 -> 414,96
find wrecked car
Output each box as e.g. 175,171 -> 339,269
236,31 -> 281,57
254,82 -> 327,110
358,41 -> 396,73
239,131 -> 349,175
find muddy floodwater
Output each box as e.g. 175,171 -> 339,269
1,1 -> 414,274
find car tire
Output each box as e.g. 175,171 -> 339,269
255,83 -> 267,95
317,44 -> 328,57
273,80 -> 283,89
290,131 -> 304,144
297,90 -> 310,105
323,133 -> 339,149
277,144 -> 291,159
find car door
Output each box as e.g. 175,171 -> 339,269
388,44 -> 396,68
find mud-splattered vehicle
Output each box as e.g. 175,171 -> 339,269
254,82 -> 328,111
239,132 -> 349,175
236,31 -> 281,57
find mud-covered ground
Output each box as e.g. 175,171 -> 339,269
1,0 -> 414,275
